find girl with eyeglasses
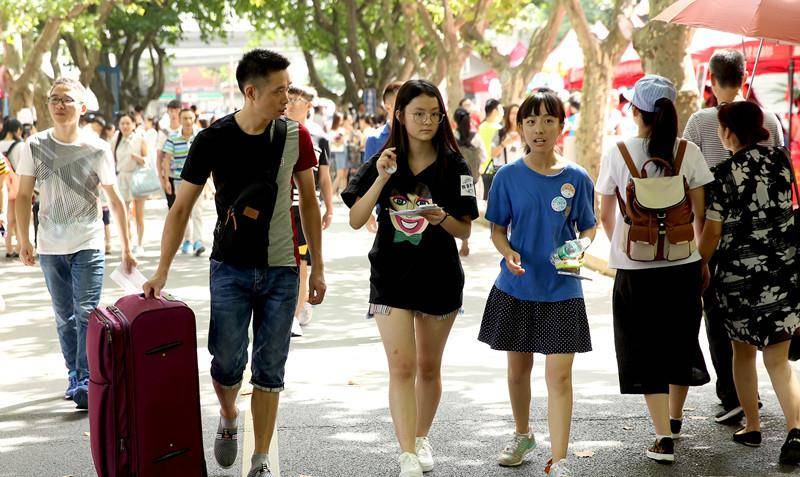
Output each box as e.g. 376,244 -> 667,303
342,79 -> 479,477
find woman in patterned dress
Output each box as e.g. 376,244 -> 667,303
700,101 -> 800,464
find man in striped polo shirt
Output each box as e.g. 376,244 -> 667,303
162,108 -> 206,256
683,48 -> 784,426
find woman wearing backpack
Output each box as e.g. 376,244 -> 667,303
597,75 -> 713,464
342,80 -> 478,477
453,106 -> 485,257
478,90 -> 597,477
699,101 -> 800,464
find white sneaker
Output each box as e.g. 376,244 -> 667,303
548,458 -> 573,476
298,302 -> 313,326
398,452 -> 423,477
415,437 -> 433,472
291,318 -> 303,337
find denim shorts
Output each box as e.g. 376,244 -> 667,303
208,259 -> 299,392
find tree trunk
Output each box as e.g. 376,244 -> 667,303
445,60 -> 466,114
34,71 -> 53,130
501,70 -> 527,105
576,58 -> 615,179
633,0 -> 698,133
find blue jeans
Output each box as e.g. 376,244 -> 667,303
208,259 -> 299,392
39,249 -> 105,381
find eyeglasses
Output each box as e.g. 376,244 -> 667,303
288,96 -> 309,104
48,95 -> 77,106
410,112 -> 444,125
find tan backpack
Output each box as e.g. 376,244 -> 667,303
615,139 -> 696,262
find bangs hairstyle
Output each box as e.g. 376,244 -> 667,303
517,91 -> 565,153
517,91 -> 565,126
288,85 -> 315,102
381,79 -> 461,167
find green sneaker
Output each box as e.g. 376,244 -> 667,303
498,432 -> 537,467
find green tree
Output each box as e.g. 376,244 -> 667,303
63,0 -> 228,119
462,0 -> 566,104
0,0 -> 96,128
565,0 -> 636,179
243,0 -> 417,106
633,0 -> 698,133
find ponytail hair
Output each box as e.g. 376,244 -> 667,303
717,101 -> 770,147
638,97 -> 678,165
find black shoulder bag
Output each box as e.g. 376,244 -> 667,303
215,118 -> 287,268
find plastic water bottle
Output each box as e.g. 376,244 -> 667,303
550,237 -> 592,264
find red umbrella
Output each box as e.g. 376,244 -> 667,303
653,0 -> 800,44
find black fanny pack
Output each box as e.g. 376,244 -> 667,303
215,118 -> 287,268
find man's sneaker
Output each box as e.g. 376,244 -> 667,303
180,240 -> 191,254
670,418 -> 682,439
715,405 -> 744,424
72,378 -> 89,410
193,241 -> 206,257
780,428 -> 800,465
415,437 -> 434,472
291,318 -> 303,337
64,374 -> 79,400
646,437 -> 675,463
247,462 -> 273,477
398,452 -> 423,477
298,302 -> 313,326
214,413 -> 239,468
498,432 -> 537,467
546,458 -> 573,476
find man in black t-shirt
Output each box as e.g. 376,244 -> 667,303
286,85 -> 333,335
144,50 -> 326,477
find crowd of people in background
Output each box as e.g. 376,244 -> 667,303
3,45 -> 800,477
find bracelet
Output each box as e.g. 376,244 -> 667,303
437,212 -> 450,226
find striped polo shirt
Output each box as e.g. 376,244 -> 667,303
683,106 -> 784,169
162,129 -> 197,179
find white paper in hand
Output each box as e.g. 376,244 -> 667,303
110,264 -> 148,295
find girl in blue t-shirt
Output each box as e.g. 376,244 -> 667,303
478,90 -> 597,477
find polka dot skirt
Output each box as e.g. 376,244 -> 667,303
478,286 -> 592,354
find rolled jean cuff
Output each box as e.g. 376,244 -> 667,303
211,372 -> 243,390
251,380 -> 284,393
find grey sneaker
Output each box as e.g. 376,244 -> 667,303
498,432 -> 537,467
548,458 -> 573,476
415,436 -> 434,472
247,462 -> 273,477
214,413 -> 239,468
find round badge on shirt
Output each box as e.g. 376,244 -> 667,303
561,183 -> 575,199
551,196 -> 567,212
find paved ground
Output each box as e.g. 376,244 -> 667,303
1,199 -> 800,477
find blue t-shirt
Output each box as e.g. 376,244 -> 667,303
486,159 -> 597,302
363,124 -> 390,163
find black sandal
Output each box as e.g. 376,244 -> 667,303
733,427 -> 762,447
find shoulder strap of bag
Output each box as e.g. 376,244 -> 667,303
269,118 -> 288,182
5,140 -> 21,161
672,139 -> 688,177
616,141 -> 640,179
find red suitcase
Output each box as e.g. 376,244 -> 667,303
87,293 -> 207,477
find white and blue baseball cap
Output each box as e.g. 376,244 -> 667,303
624,75 -> 677,113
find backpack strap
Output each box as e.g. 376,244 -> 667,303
616,141 -> 640,179
672,139 -> 688,176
